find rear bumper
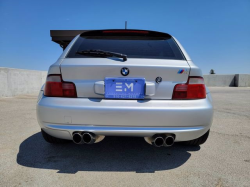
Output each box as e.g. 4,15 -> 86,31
37,93 -> 213,141
41,124 -> 210,142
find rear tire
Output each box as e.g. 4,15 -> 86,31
184,130 -> 210,146
41,129 -> 70,144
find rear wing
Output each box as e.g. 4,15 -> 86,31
50,30 -> 89,50
50,29 -> 172,50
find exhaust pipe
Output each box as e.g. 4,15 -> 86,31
82,132 -> 96,144
73,132 -> 104,144
144,134 -> 175,147
72,133 -> 84,144
164,135 -> 175,146
152,136 -> 164,147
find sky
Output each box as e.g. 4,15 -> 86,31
0,0 -> 249,74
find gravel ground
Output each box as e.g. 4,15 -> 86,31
0,87 -> 249,187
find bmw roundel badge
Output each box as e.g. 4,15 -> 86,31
155,77 -> 162,83
121,67 -> 129,76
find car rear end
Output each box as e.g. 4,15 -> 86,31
37,29 -> 213,147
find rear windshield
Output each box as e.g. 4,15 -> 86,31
66,36 -> 185,60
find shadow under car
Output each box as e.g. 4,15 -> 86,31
17,132 -> 200,174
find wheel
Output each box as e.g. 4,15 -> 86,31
184,130 -> 210,146
41,129 -> 70,144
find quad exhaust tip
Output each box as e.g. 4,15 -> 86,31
73,132 -> 98,144
153,136 -> 165,147
73,132 -> 175,147
82,132 -> 96,144
165,135 -> 175,146
72,133 -> 83,144
144,134 -> 175,147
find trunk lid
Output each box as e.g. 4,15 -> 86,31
60,58 -> 190,99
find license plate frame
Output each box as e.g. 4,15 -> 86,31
104,77 -> 145,99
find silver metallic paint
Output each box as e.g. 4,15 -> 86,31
37,34 -> 213,142
37,92 -> 213,141
60,58 -> 190,99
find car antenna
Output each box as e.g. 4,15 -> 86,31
125,21 -> 127,29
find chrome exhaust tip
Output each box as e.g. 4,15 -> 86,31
82,132 -> 96,144
72,133 -> 83,144
153,136 -> 164,147
144,134 -> 175,147
165,135 -> 175,146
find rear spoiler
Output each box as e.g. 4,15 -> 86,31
50,30 -> 90,50
50,29 -> 172,50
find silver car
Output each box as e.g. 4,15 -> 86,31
36,29 -> 213,147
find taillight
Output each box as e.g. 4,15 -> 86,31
44,75 -> 77,97
172,77 -> 206,100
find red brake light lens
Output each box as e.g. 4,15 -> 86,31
102,30 -> 149,34
44,75 -> 77,97
172,77 -> 206,100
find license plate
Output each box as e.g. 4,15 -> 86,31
105,77 -> 145,99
